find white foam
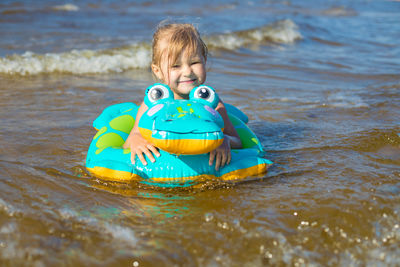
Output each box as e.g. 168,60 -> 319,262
205,19 -> 302,49
0,241 -> 46,267
0,198 -> 20,217
57,207 -> 137,246
325,92 -> 369,108
0,222 -> 17,234
0,45 -> 151,75
52,4 -> 79,12
103,223 -> 137,245
262,19 -> 303,44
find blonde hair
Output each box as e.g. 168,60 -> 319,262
152,23 -> 208,71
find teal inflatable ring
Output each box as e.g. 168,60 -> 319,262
85,84 -> 272,187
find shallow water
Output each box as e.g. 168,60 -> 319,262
1,0 -> 400,266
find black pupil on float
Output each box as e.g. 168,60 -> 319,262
151,88 -> 163,100
198,88 -> 210,99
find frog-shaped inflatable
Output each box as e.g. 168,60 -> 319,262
86,84 -> 272,187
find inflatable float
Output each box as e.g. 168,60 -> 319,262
86,84 -> 272,187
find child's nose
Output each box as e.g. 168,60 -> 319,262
182,64 -> 193,75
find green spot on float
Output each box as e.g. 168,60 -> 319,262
93,126 -> 107,140
110,115 -> 134,133
96,133 -> 125,149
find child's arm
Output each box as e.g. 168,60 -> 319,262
216,100 -> 242,148
209,99 -> 242,171
123,102 -> 160,165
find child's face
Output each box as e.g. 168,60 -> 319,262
152,44 -> 206,99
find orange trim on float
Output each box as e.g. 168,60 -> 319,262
87,167 -> 141,182
88,163 -> 271,184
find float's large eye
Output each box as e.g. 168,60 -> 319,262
144,83 -> 173,106
190,85 -> 219,108
197,87 -> 210,99
150,87 -> 163,100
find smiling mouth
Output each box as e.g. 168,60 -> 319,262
179,79 -> 196,84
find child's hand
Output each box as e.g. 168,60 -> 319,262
209,137 -> 231,171
123,132 -> 160,165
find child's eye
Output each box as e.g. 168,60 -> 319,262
171,64 -> 180,69
191,61 -> 200,65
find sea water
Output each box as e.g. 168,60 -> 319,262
0,0 -> 399,266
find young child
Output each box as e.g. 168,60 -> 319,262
123,23 -> 242,171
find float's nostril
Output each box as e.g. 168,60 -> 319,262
147,104 -> 164,116
204,105 -> 218,116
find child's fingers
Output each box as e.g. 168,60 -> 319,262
209,150 -> 216,166
136,150 -> 148,166
131,152 -> 136,164
217,150 -> 230,171
142,147 -> 155,163
224,147 -> 231,166
215,152 -> 222,171
220,151 -> 228,168
217,147 -> 232,170
147,145 -> 160,157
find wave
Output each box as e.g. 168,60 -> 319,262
0,19 -> 301,75
0,4 -> 80,15
205,19 -> 302,50
0,44 -> 151,75
51,4 -> 80,12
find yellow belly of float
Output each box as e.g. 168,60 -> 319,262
139,128 -> 223,155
